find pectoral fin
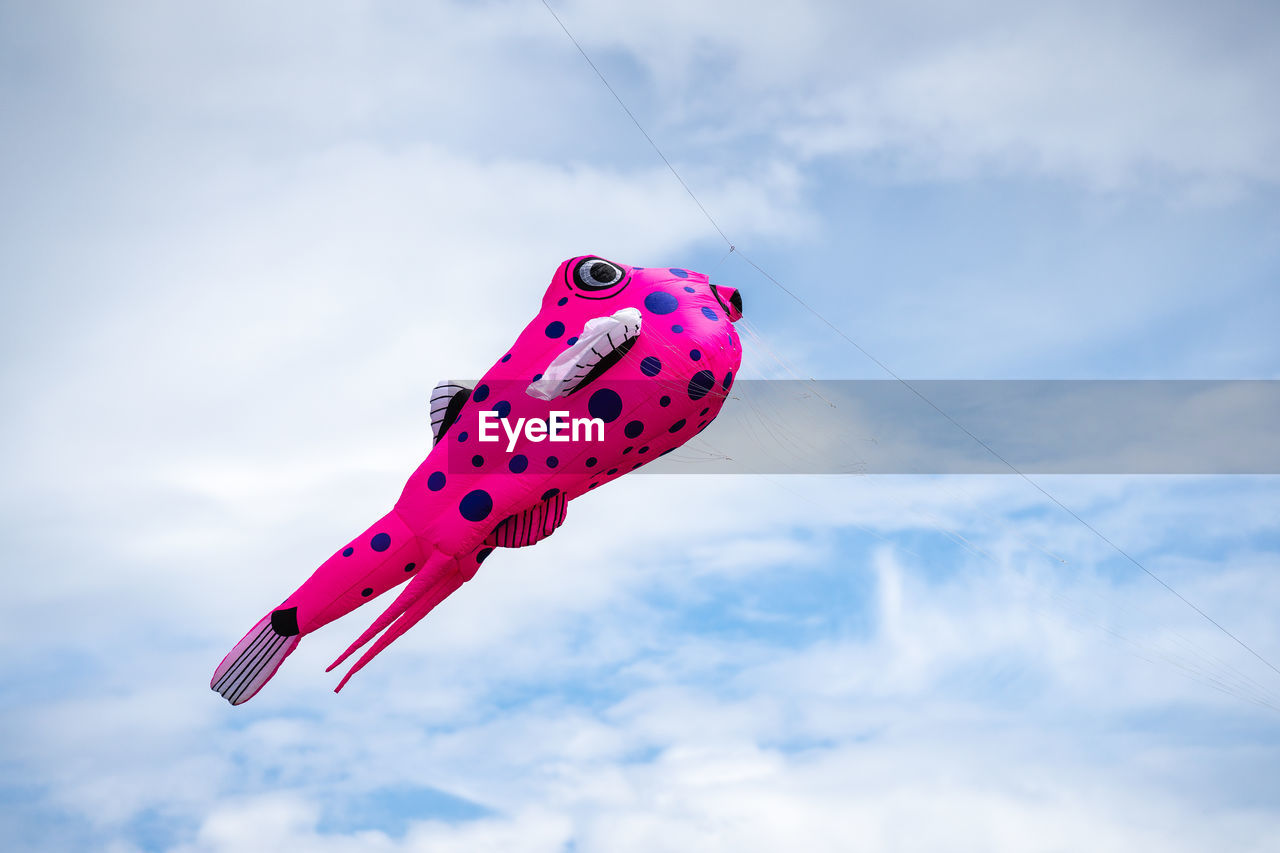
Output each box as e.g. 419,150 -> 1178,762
430,381 -> 472,445
484,490 -> 568,548
526,308 -> 642,400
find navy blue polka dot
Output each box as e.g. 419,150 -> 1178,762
723,370 -> 734,391
457,431 -> 468,442
639,446 -> 650,454
659,395 -> 671,407
690,349 -> 701,361
607,468 -> 618,475
459,490 -> 493,521
623,446 -> 632,454
644,291 -> 679,315
632,462 -> 643,469
428,471 -> 446,491
669,268 -> 689,278
624,420 -> 644,439
558,297 -> 569,306
471,454 -> 484,467
547,456 -> 559,468
541,488 -> 560,501
701,307 -> 718,321
589,482 -> 599,489
683,285 -> 695,293
588,388 -> 623,422
404,562 -> 416,572
671,324 -> 683,333
545,320 -> 565,338
509,454 -> 528,473
688,370 -> 715,400
586,457 -> 597,467
371,532 -> 391,552
640,356 -> 661,376
532,373 -> 543,382
700,407 -> 710,416
501,353 -> 511,362
477,547 -> 493,564
493,400 -> 511,419
566,336 -> 578,346
361,587 -> 373,597
342,547 -> 354,557
473,384 -> 490,402
669,419 -> 687,433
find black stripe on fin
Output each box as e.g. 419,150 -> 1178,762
429,381 -> 473,445
484,491 -> 569,549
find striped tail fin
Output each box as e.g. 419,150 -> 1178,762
210,608 -> 302,705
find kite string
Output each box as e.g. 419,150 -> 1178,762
537,0 -> 733,248
536,0 -> 1280,683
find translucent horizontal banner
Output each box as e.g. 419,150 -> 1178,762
641,380 -> 1280,474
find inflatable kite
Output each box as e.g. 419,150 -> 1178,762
211,255 -> 744,704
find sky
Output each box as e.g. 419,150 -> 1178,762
2,1 -> 1279,850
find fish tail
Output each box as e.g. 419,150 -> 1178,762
210,609 -> 302,705
211,509 -> 426,705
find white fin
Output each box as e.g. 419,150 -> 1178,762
210,611 -> 301,705
430,381 -> 472,444
527,308 -> 642,400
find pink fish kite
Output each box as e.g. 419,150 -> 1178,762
212,255 -> 744,704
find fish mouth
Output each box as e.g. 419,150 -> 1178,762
526,308 -> 643,401
710,284 -> 743,322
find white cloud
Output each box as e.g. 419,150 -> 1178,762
5,476 -> 1279,851
2,2 -> 1278,851
562,0 -> 1280,194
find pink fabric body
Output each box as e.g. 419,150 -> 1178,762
212,256 -> 743,696
285,257 -> 741,632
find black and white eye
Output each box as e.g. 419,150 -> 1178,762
573,258 -> 625,291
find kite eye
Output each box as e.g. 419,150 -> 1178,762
574,258 -> 625,291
